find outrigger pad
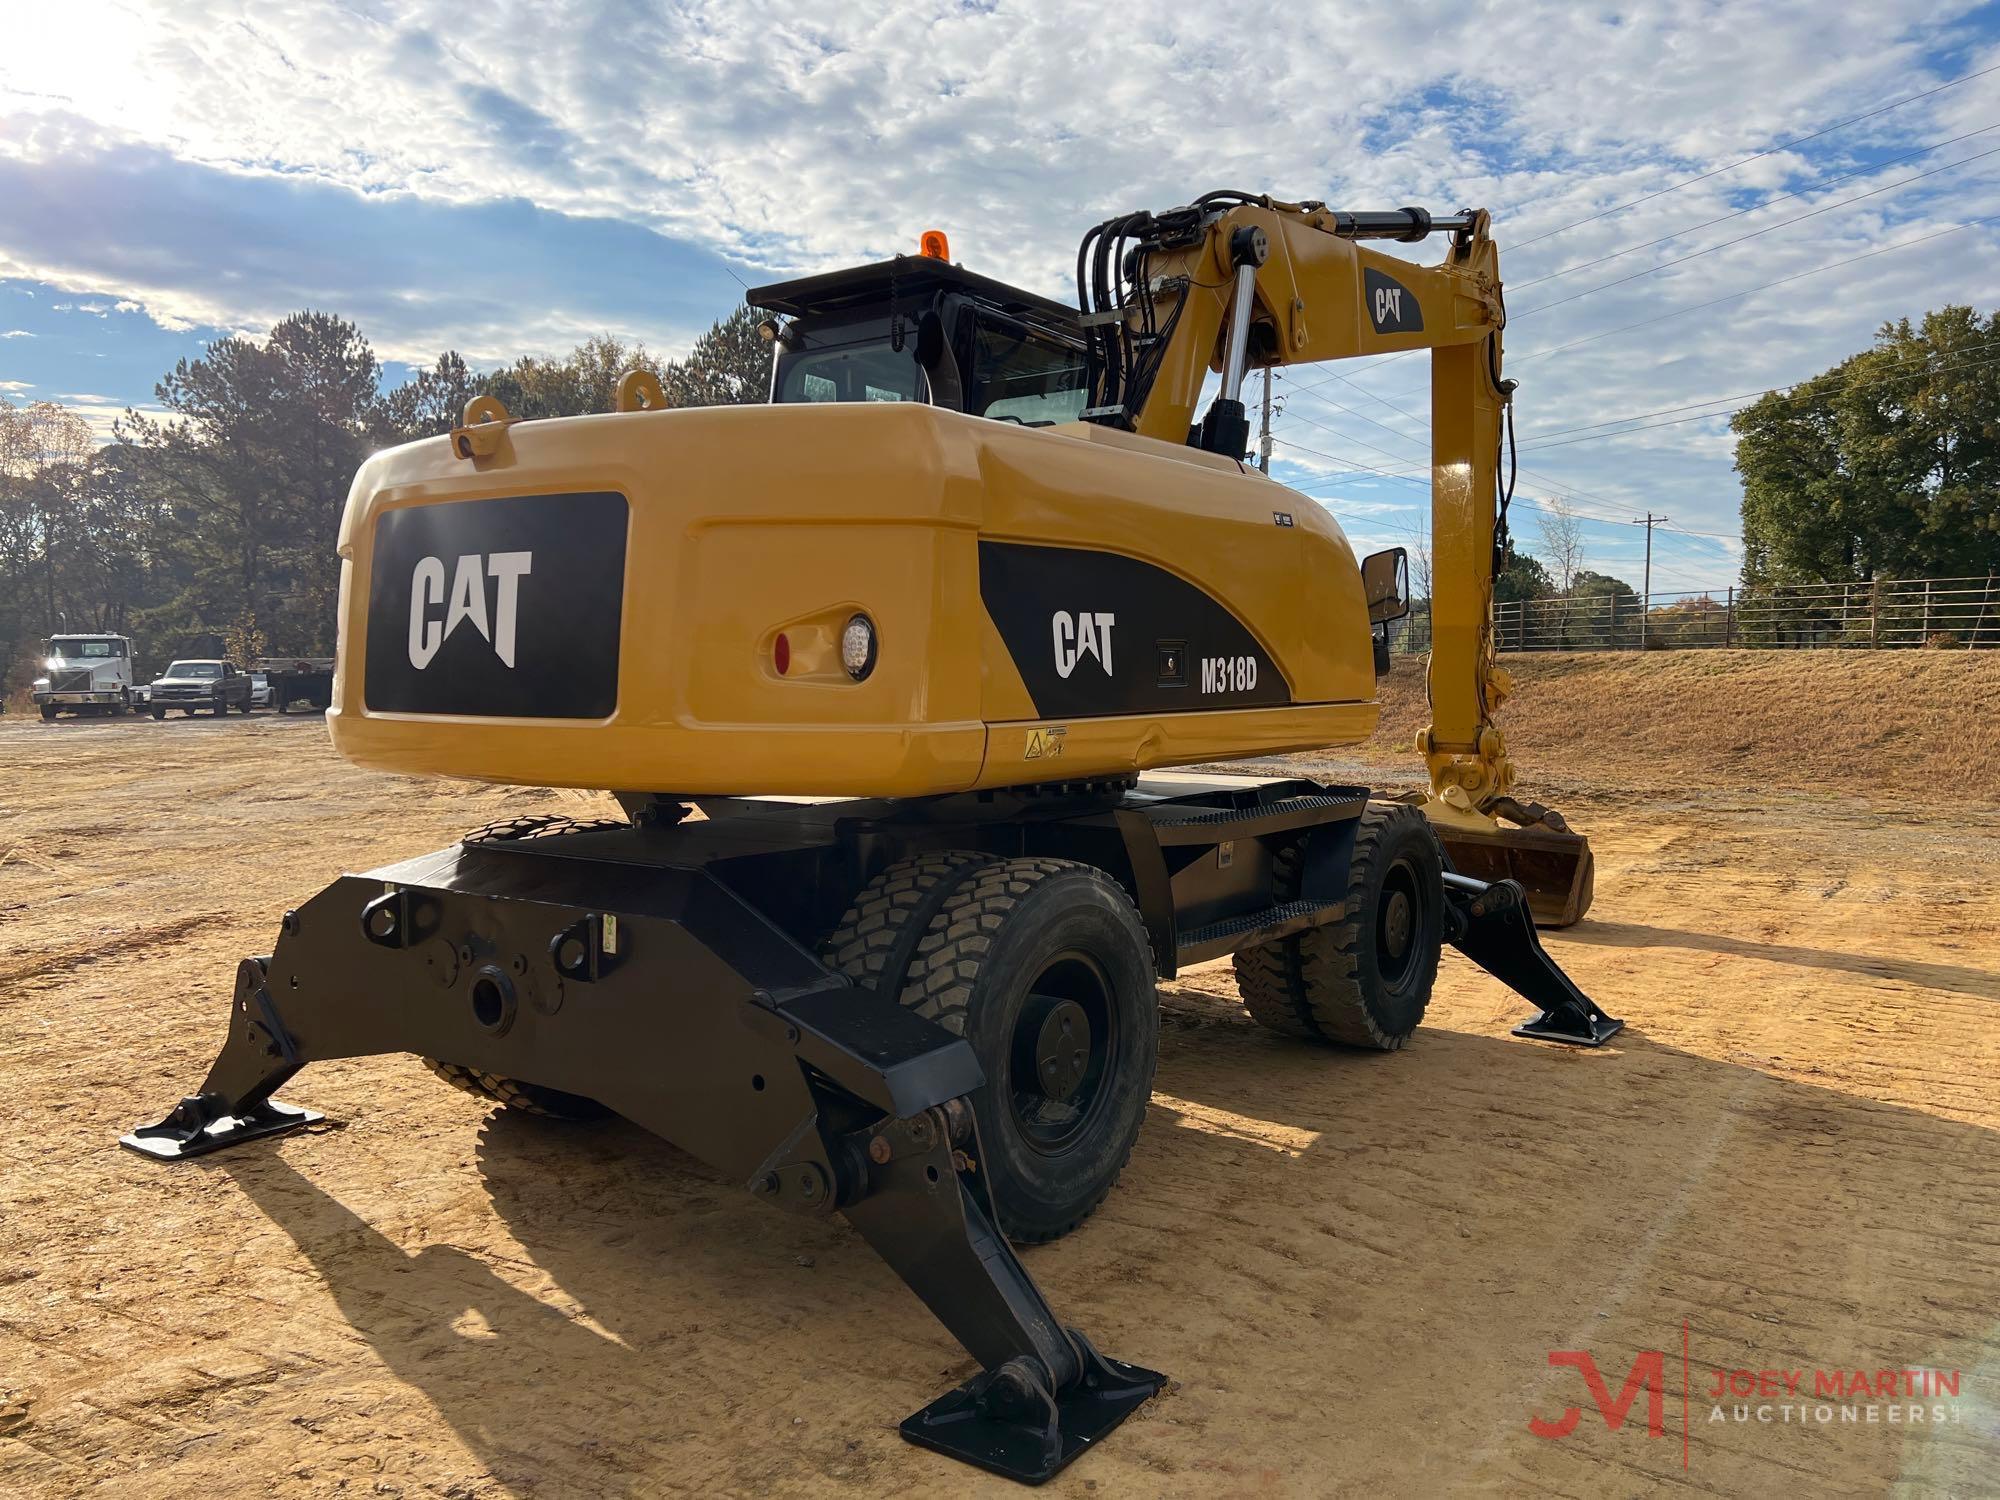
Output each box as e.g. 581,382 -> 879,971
1441,873 -> 1625,1048
120,1093 -> 323,1160
901,1330 -> 1166,1485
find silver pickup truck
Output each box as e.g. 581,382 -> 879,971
148,658 -> 254,717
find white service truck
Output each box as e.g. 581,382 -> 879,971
31,634 -> 137,720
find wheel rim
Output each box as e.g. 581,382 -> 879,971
1377,857 -> 1424,988
1007,951 -> 1116,1156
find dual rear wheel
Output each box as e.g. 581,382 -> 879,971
822,854 -> 1160,1244
1234,803 -> 1446,1050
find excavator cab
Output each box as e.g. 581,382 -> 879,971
751,256 -> 1088,424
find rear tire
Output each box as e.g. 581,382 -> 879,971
418,813 -> 631,1119
40,704 -> 57,721
1233,803 -> 1445,1050
829,856 -> 1158,1243
150,708 -> 165,720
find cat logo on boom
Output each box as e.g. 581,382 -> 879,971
1363,267 -> 1424,335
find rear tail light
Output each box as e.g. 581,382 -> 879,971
841,615 -> 877,681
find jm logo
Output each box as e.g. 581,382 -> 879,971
1530,1350 -> 1668,1441
1052,610 -> 1115,679
408,551 -> 532,670
1373,285 -> 1405,327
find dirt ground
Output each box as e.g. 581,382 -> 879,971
3,671 -> 1998,1497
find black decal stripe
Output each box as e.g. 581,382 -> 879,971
365,491 -> 627,718
979,540 -> 1291,719
1363,267 -> 1424,335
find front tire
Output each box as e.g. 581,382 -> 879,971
826,855 -> 1159,1243
1234,803 -> 1445,1050
40,704 -> 57,721
150,707 -> 165,720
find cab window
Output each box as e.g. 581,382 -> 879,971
777,344 -> 927,404
969,320 -> 1087,426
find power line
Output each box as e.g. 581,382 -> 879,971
1513,211 -> 2000,365
1660,521 -> 1740,556
1504,142 -> 2000,324
1321,71 -> 2000,400
1273,379 -> 1707,521
1510,121 -> 2000,292
1514,345 -> 2000,451
1269,421 -> 1748,546
1276,406 -> 1436,473
1276,370 -> 1638,513
1270,435 -> 1649,529
1506,62 -> 2000,253
1513,337 -> 2000,443
1511,142 -> 2000,321
1316,332 -> 2000,456
1276,372 -> 1430,451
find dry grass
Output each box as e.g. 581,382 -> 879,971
1316,648 -> 2000,803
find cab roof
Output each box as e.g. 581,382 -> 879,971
747,255 -> 1080,328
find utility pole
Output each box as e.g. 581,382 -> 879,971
1635,513 -> 1667,648
1257,367 -> 1274,474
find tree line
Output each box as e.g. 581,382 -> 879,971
1466,302 -> 1996,647
1733,305 -> 1997,588
9,297 -> 1993,690
1,306 -> 768,693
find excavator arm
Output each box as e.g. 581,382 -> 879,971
1078,194 -> 1593,924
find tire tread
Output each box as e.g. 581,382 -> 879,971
1232,803 -> 1441,1050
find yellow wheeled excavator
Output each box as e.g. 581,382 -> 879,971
123,191 -> 1619,1484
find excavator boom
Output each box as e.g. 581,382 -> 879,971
1078,194 -> 1594,923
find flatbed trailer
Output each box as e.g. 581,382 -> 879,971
256,657 -> 335,714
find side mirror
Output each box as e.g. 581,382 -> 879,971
1362,547 -> 1411,625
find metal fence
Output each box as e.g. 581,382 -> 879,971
1387,576 -> 2000,654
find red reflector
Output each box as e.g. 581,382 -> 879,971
919,229 -> 950,261
774,633 -> 791,675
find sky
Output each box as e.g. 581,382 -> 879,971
3,2 -> 1999,595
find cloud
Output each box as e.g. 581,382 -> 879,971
0,379 -> 32,392
0,137 -> 764,364
1,329 -> 31,337
0,0 -> 1996,585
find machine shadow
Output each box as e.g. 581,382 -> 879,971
1564,918 -> 2000,1001
227,997 -> 2000,1495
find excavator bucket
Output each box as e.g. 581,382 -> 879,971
1436,821 -> 1595,929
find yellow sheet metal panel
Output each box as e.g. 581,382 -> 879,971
328,401 -> 1380,796
975,703 -> 1379,789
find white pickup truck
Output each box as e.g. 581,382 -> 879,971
31,633 -> 136,719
